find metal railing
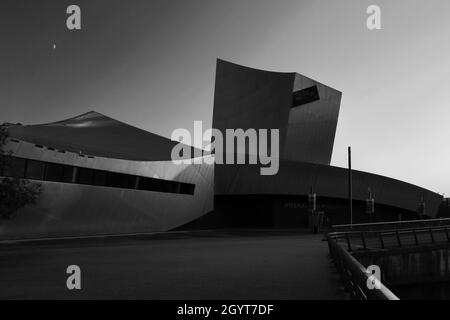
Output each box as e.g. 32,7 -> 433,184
327,233 -> 399,300
330,217 -> 450,233
328,225 -> 450,251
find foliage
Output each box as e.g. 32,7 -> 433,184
0,126 -> 42,219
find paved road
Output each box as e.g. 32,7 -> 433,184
0,230 -> 347,299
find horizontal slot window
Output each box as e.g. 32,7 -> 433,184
0,156 -> 195,196
76,167 -> 94,185
92,170 -> 107,186
180,183 -> 196,195
62,166 -> 74,183
138,177 -> 194,195
26,159 -> 45,180
1,156 -> 26,178
45,163 -> 64,182
106,172 -> 136,189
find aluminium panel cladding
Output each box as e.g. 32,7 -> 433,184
212,59 -> 295,195
210,60 -> 441,216
6,111 -> 200,162
1,130 -> 214,240
212,59 -> 341,195
283,74 -> 341,165
213,159 -> 442,216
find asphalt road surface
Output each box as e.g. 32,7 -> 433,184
0,230 -> 347,299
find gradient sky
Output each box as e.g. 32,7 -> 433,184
1,0 -> 450,195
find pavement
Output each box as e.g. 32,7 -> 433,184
0,229 -> 347,300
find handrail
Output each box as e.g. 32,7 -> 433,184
327,234 -> 399,300
329,225 -> 450,251
331,217 -> 450,232
331,225 -> 449,237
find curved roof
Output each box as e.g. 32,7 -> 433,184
7,111 -> 199,161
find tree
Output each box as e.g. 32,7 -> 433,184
0,126 -> 42,219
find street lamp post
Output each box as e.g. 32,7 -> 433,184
348,146 -> 353,227
366,187 -> 375,224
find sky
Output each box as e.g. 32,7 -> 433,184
1,0 -> 450,195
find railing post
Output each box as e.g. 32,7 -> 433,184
346,233 -> 352,252
413,229 -> 419,246
361,232 -> 367,250
429,228 -> 435,244
378,232 -> 385,249
395,230 -> 402,248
